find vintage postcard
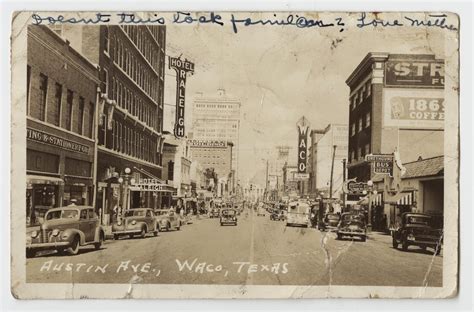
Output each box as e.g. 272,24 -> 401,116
10,11 -> 459,299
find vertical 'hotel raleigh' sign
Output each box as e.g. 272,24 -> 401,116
296,116 -> 310,173
169,56 -> 195,138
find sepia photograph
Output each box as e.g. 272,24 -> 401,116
9,11 -> 460,299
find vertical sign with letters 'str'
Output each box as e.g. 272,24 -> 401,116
296,116 -> 310,173
169,56 -> 195,138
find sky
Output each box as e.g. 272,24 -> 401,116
162,12 -> 448,184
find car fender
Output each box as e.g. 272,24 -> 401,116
62,228 -> 86,245
94,226 -> 105,242
136,222 -> 148,232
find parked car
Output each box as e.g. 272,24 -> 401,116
336,213 -> 367,241
257,203 -> 266,217
154,209 -> 181,231
322,213 -> 341,231
26,206 -> 105,258
270,210 -> 280,221
210,208 -> 220,218
112,208 -> 158,240
391,212 -> 443,255
220,208 -> 238,226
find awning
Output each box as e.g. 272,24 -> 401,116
27,175 -> 64,185
357,193 -> 383,205
385,192 -> 414,205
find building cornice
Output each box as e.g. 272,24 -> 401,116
346,52 -> 389,87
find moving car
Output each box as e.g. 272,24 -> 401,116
220,208 -> 238,226
256,203 -> 266,216
270,210 -> 280,221
286,201 -> 310,227
391,212 -> 443,255
336,213 -> 367,241
322,213 -> 341,231
26,206 -> 105,258
155,209 -> 181,231
210,208 -> 220,218
112,208 -> 158,240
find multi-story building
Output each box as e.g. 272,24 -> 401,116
346,52 -> 445,229
26,26 -> 100,225
345,53 -> 444,182
192,89 -> 241,178
162,135 -> 192,198
58,24 -> 168,220
308,130 -> 325,196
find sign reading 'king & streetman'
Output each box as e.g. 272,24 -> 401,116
169,56 -> 195,138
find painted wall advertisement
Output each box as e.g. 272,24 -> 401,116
384,60 -> 444,87
383,88 -> 445,130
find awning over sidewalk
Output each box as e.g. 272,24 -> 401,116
385,192 -> 414,205
27,174 -> 64,186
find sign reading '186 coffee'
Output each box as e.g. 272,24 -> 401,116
296,116 -> 310,174
169,56 -> 195,138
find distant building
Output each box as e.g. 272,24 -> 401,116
26,25 -> 100,226
345,53 -> 444,182
308,130 -> 325,196
162,135 -> 192,198
192,89 -> 241,178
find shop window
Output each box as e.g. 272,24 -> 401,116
64,185 -> 86,206
30,185 -> 58,225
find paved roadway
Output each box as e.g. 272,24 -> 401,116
26,209 -> 442,286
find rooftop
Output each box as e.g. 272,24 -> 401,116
403,155 -> 444,179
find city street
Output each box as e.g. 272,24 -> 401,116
26,209 -> 442,287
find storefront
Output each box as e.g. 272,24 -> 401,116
26,121 -> 95,226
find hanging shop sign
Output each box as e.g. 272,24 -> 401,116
365,154 -> 394,176
296,116 -> 310,173
169,56 -> 195,138
343,178 -> 369,195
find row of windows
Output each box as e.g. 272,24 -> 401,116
350,112 -> 371,136
195,104 -> 235,109
106,31 -> 162,103
120,25 -> 165,70
350,80 -> 372,110
27,66 -> 94,138
108,119 -> 158,164
108,74 -> 161,131
349,144 -> 371,163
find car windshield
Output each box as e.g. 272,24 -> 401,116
327,214 -> 340,220
46,209 -> 79,220
125,210 -> 146,217
406,215 -> 431,225
342,214 -> 363,222
155,210 -> 168,216
223,210 -> 235,216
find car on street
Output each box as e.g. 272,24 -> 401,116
210,208 -> 220,218
155,209 -> 181,231
321,213 -> 341,231
286,201 -> 311,227
220,208 -> 238,226
336,213 -> 367,241
256,203 -> 266,216
391,212 -> 443,255
26,206 -> 105,258
112,208 -> 158,240
270,209 -> 280,221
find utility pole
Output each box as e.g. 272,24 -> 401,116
342,158 -> 347,211
329,145 -> 337,198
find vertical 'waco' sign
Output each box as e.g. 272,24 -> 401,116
169,56 -> 195,138
296,116 -> 310,173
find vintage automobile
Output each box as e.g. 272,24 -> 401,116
26,206 -> 105,258
112,208 -> 158,240
210,208 -> 220,218
270,209 -> 280,221
336,213 -> 367,242
256,203 -> 266,217
322,213 -> 341,231
391,212 -> 443,255
220,208 -> 238,226
155,209 -> 181,231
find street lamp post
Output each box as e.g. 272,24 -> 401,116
365,180 -> 377,233
118,167 -> 134,215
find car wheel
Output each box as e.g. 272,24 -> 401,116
94,232 -> 104,250
435,246 -> 442,255
66,236 -> 80,256
336,233 -> 342,240
140,227 -> 146,238
176,224 -> 181,231
402,240 -> 409,251
220,222 -> 223,226
129,234 -> 134,239
361,236 -> 366,242
114,234 -> 119,240
26,250 -> 36,258
154,230 -> 158,237
392,238 -> 398,249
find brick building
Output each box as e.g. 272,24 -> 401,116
58,24 -> 168,221
26,25 -> 100,225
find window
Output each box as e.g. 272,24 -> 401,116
27,65 -> 31,112
38,73 -> 48,121
353,94 -> 358,108
366,112 -> 371,128
65,90 -> 74,130
366,81 -> 371,97
88,102 -> 94,138
351,123 -> 356,136
358,147 -> 363,160
365,143 -> 370,156
358,118 -> 363,132
50,83 -> 62,126
78,97 -> 85,135
104,26 -> 109,54
103,69 -> 108,94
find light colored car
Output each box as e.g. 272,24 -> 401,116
112,208 -> 158,240
155,209 -> 181,231
220,209 -> 238,226
26,206 -> 105,257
